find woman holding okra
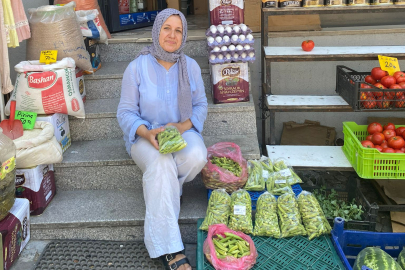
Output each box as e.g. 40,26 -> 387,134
117,9 -> 208,270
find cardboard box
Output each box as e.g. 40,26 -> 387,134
166,0 -> 180,10
15,165 -> 56,216
83,37 -> 101,74
194,0 -> 208,14
75,68 -> 86,103
210,0 -> 244,25
244,0 -> 321,32
36,113 -> 71,153
0,198 -> 30,270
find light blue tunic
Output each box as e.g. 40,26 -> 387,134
117,54 -> 208,156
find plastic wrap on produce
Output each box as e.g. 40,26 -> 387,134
200,189 -> 231,230
277,191 -> 307,238
156,125 -> 187,154
253,192 -> 281,237
228,189 -> 253,234
245,160 -> 265,191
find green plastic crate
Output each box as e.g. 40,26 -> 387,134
342,122 -> 405,179
196,219 -> 345,270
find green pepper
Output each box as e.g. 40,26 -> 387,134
244,160 -> 265,191
228,190 -> 253,234
157,126 -> 187,154
277,191 -> 307,238
253,192 -> 281,238
200,189 -> 231,230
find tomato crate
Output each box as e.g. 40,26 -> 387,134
196,219 -> 345,270
331,217 -> 405,270
336,65 -> 405,111
343,121 -> 405,179
302,176 -> 378,232
207,184 -> 303,210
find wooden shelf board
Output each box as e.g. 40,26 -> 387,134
262,5 -> 405,15
266,95 -> 353,111
266,145 -> 353,171
264,46 -> 405,61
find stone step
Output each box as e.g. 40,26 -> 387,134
84,58 -> 211,100
54,134 -> 260,191
30,185 -> 206,244
68,95 -> 257,141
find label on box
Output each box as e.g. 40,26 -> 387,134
279,169 -> 292,177
275,180 -> 286,184
36,113 -> 71,153
262,170 -> 269,179
234,205 -> 246,215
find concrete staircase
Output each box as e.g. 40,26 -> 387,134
28,36 -> 261,244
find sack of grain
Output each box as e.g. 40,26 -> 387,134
26,2 -> 93,73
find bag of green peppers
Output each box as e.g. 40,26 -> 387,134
259,156 -> 274,174
157,126 -> 187,154
273,158 -> 289,172
297,191 -> 331,240
266,168 -> 303,192
278,191 -> 307,238
200,189 -> 231,231
245,160 -> 265,191
228,189 -> 253,234
271,186 -> 293,196
253,192 -> 281,238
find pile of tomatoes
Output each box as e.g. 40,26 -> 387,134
360,67 -> 405,109
361,122 -> 405,153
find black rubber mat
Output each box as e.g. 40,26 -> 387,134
34,240 -> 164,270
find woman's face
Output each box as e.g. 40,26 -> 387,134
159,15 -> 183,53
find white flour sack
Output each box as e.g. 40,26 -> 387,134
6,58 -> 85,118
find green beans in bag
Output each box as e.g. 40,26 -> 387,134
245,160 -> 265,191
273,158 -> 289,172
297,191 -> 331,240
228,189 -> 253,234
259,156 -> 274,174
200,189 -> 231,231
210,156 -> 242,177
278,191 -> 306,238
157,126 -> 187,154
253,192 -> 281,237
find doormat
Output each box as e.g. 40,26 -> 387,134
34,240 -> 164,270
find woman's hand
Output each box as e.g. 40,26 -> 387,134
136,125 -> 164,150
166,119 -> 193,134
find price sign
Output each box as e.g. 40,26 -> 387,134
40,50 -> 58,64
378,55 -> 401,76
14,110 -> 37,130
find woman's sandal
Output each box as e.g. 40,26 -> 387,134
160,251 -> 190,270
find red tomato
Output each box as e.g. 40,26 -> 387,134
396,91 -> 405,99
381,141 -> 389,149
399,82 -> 405,88
383,129 -> 396,140
390,84 -> 402,89
301,40 -> 315,52
361,140 -> 374,148
375,145 -> 383,152
397,74 -> 405,83
403,130 -> 405,138
385,91 -> 395,100
371,67 -> 388,81
376,96 -> 391,109
381,76 -> 397,88
374,83 -> 386,90
394,71 -> 405,79
401,147 -> 405,152
360,96 -> 376,109
366,134 -> 373,141
371,132 -> 385,145
382,148 -> 395,153
360,83 -> 372,89
367,122 -> 383,135
395,150 -> 404,153
396,127 -> 405,137
365,75 -> 377,85
388,136 -> 405,149
384,123 -> 396,130
372,91 -> 383,98
395,95 -> 405,108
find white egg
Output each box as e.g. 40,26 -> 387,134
221,46 -> 228,52
223,35 -> 230,42
207,36 -> 214,43
241,53 -> 247,59
210,25 -> 217,34
240,24 -> 247,32
247,34 -> 253,41
215,36 -> 223,43
226,53 -> 231,59
239,34 -> 246,41
231,35 -> 239,42
210,54 -> 216,60
213,46 -> 220,52
236,45 -> 243,51
244,44 -> 251,50
217,25 -> 224,33
218,54 -> 224,60
225,26 -> 232,34
233,25 -> 240,33
249,52 -> 255,58
233,53 -> 239,59
228,44 -> 236,51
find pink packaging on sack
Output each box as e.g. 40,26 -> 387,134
211,62 -> 249,104
210,0 -> 244,25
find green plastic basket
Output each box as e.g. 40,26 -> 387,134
196,219 -> 345,270
342,122 -> 405,179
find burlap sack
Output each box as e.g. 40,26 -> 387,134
26,2 -> 93,73
54,0 -> 111,39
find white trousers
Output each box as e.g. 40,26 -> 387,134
131,131 -> 207,258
